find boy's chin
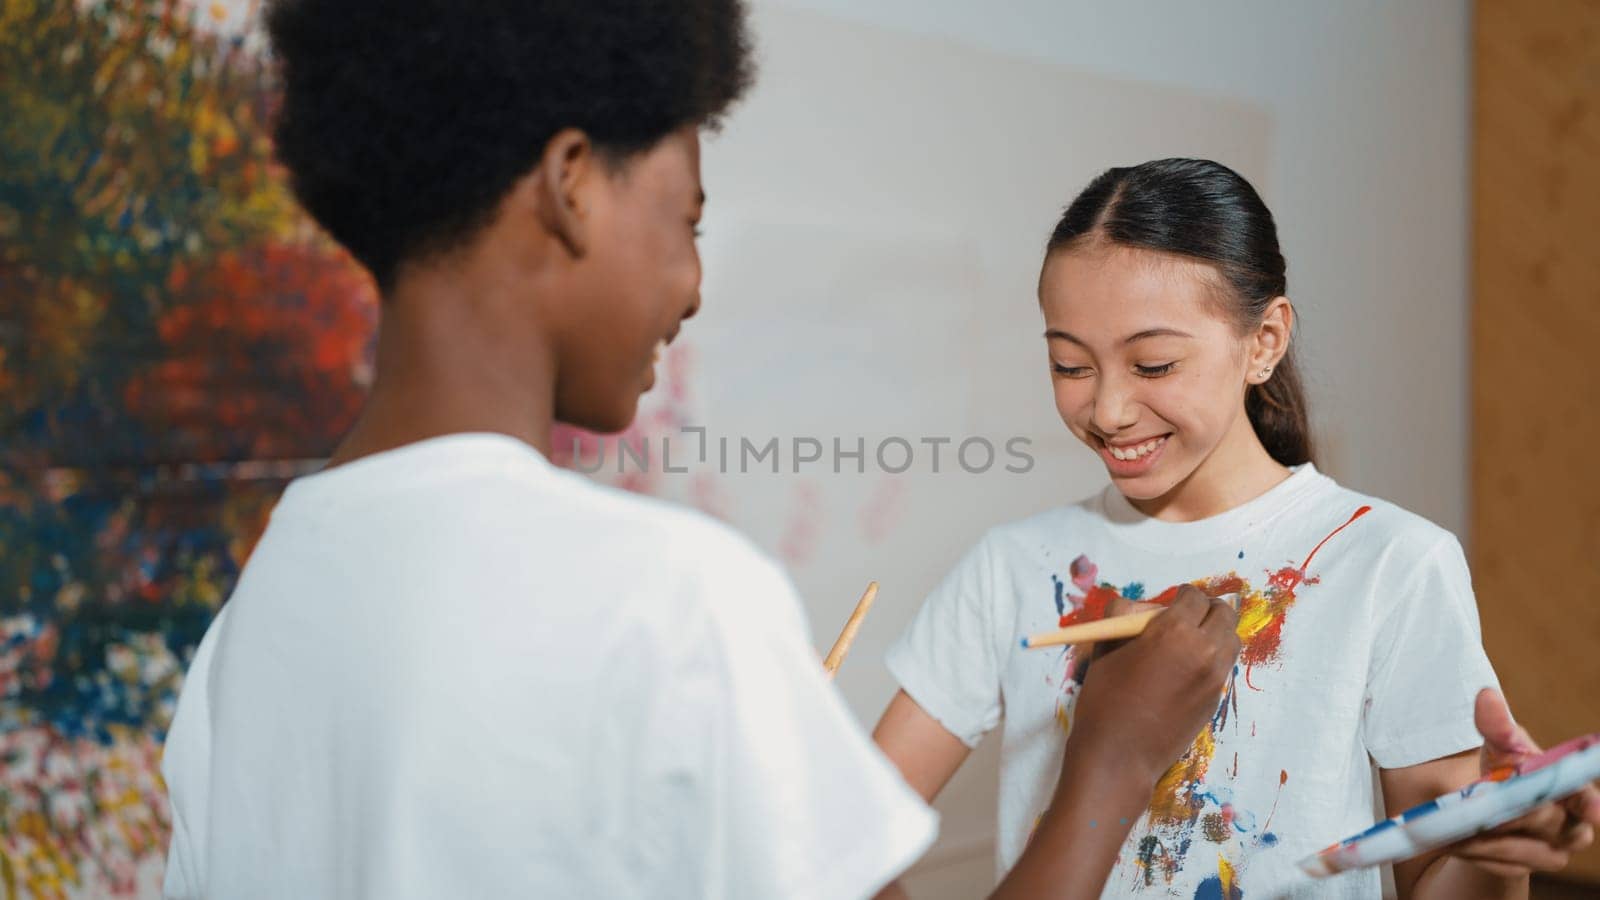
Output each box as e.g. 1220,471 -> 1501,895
554,393 -> 640,437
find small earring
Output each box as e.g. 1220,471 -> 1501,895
1259,366 -> 1273,378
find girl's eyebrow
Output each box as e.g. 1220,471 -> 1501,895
1124,328 -> 1194,343
1043,327 -> 1195,345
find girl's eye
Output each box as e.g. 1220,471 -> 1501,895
1051,363 -> 1092,378
1134,363 -> 1176,378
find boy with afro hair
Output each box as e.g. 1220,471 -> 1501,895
161,2 -> 1244,897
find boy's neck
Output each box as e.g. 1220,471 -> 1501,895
327,272 -> 559,470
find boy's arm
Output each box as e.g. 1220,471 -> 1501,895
872,748 -> 1157,900
876,587 -> 1240,899
990,588 -> 1238,899
986,739 -> 1164,899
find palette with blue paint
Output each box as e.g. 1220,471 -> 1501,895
1300,733 -> 1600,877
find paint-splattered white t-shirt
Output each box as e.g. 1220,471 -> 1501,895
163,433 -> 935,900
887,464 -> 1497,899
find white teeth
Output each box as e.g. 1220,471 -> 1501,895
1109,437 -> 1165,461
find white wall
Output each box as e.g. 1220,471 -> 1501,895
762,0 -> 1474,537
693,2 -> 1472,895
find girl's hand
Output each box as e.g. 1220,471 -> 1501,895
1445,689 -> 1599,878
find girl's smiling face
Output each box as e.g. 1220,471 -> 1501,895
1039,243 -> 1290,517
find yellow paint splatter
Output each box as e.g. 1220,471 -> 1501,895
1218,855 -> 1237,893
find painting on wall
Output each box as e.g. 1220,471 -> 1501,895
0,1 -> 376,893
0,4 -> 716,893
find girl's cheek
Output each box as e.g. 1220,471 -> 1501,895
1054,386 -> 1090,423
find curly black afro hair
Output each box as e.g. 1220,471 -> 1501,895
265,0 -> 755,289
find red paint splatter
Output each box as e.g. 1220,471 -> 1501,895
1046,509 -> 1368,875
1261,769 -> 1289,835
1244,506 -> 1372,687
1057,582 -> 1122,628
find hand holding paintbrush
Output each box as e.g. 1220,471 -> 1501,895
1021,590 -> 1242,650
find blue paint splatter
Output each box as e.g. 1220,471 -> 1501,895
1123,581 -> 1146,600
1193,874 -> 1241,900
1237,550 -> 1245,559
1052,574 -> 1065,616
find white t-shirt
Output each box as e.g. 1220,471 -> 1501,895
162,433 -> 935,900
886,464 -> 1496,899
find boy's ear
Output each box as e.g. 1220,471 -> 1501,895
1249,296 -> 1294,383
522,128 -> 595,259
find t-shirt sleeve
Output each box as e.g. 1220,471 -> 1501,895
883,535 -> 1004,748
648,545 -> 938,900
161,605 -> 230,900
1361,534 -> 1500,769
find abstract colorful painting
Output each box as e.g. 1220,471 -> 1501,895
0,1 -> 375,895
1,4 -> 722,895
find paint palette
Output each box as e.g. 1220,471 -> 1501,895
1300,733 -> 1600,877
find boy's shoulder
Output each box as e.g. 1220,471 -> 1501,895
285,433 -> 785,590
560,472 -> 783,580
532,472 -> 810,655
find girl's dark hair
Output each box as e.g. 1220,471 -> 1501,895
1046,158 -> 1313,467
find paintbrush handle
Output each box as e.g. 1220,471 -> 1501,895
1021,609 -> 1161,649
823,582 -> 879,678
1021,593 -> 1241,650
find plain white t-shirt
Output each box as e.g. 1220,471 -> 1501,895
162,433 -> 936,899
887,464 -> 1497,899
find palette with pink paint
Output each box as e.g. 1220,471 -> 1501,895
1300,733 -> 1600,877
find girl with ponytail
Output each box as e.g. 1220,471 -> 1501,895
871,160 -> 1531,898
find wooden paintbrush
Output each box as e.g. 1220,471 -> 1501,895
823,581 -> 879,678
1021,592 -> 1241,649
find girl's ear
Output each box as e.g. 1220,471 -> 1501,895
1247,297 -> 1294,384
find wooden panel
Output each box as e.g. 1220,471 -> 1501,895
1472,0 -> 1600,883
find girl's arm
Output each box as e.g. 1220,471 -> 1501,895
1382,751 -> 1530,900
1383,690 -> 1599,900
872,690 -> 971,803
